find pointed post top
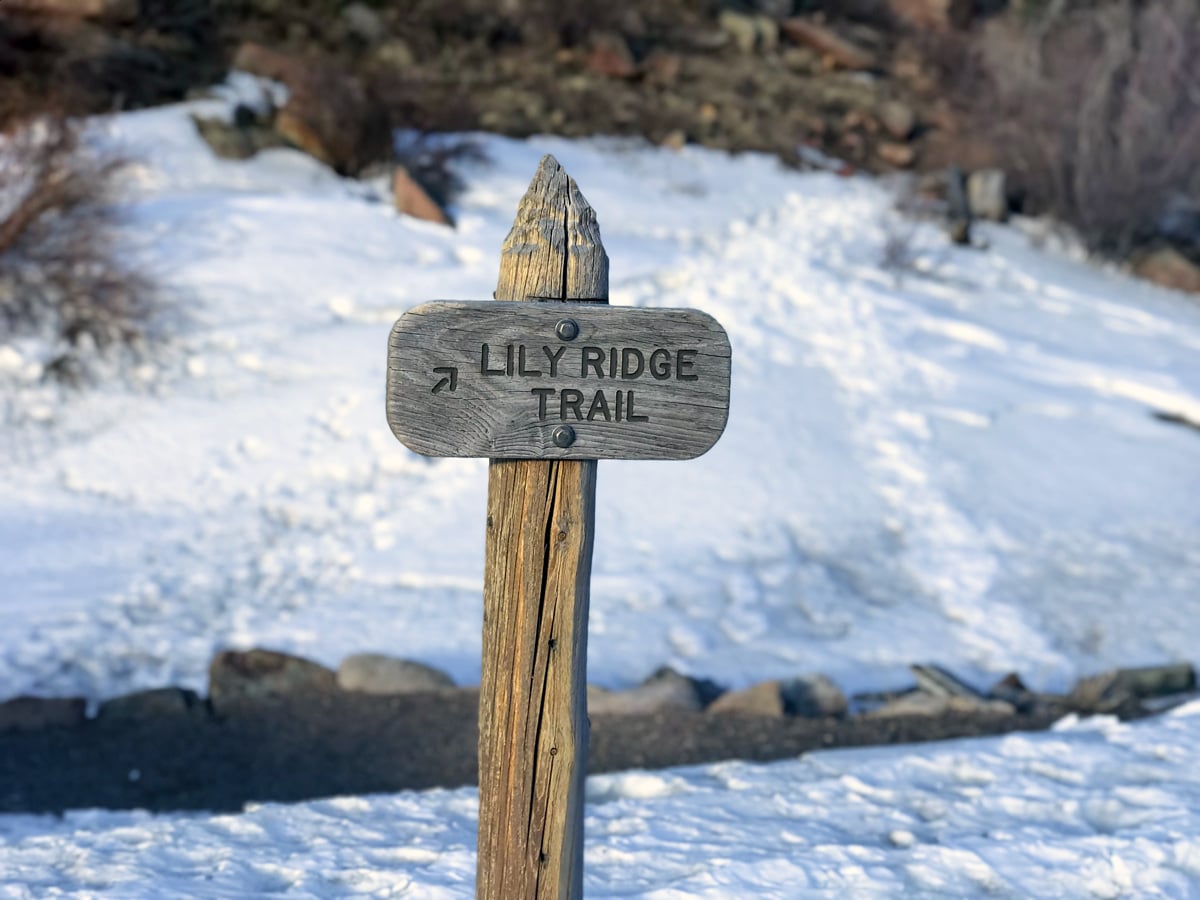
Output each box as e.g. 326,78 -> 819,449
495,155 -> 609,304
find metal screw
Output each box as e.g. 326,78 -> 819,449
555,318 -> 579,341
552,425 -> 576,448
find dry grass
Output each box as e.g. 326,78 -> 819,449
0,115 -> 158,381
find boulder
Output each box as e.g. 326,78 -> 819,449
967,169 -> 1007,222
97,688 -> 202,722
0,696 -> 86,733
209,648 -> 337,712
337,654 -> 455,694
868,693 -> 1015,719
2,0 -> 136,22
393,166 -> 453,226
588,667 -> 712,716
909,663 -> 983,698
192,106 -> 286,161
1070,663 -> 1197,713
1132,247 -> 1200,295
718,11 -> 778,55
987,673 -> 1073,716
779,18 -> 876,71
878,100 -> 916,141
708,674 -> 847,718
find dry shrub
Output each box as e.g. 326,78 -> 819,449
393,133 -> 488,210
951,0 -> 1200,257
0,115 -> 157,381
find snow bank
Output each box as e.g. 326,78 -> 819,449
0,88 -> 1197,707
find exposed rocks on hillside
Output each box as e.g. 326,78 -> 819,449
1,3 -> 1193,281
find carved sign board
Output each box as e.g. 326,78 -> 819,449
387,301 -> 731,460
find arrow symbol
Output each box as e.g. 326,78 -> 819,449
431,366 -> 458,394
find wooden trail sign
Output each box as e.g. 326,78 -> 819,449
387,302 -> 731,459
385,155 -> 731,899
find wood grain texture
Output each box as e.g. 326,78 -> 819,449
477,155 -> 605,900
387,302 -> 731,460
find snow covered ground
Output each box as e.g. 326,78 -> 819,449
2,80 -> 1199,895
3,707 -> 1200,897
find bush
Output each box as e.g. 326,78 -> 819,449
0,115 -> 157,381
393,133 -> 488,210
949,0 -> 1200,258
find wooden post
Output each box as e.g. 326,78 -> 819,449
477,155 -> 608,899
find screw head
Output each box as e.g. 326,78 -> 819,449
552,425 -> 576,448
555,318 -> 579,341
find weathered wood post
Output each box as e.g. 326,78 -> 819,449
477,157 -> 605,898
386,154 -> 731,899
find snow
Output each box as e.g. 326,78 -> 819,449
3,705 -> 1200,897
1,82 -> 1199,895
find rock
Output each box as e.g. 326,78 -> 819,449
945,165 -> 972,245
987,672 -> 1033,709
877,141 -> 916,168
986,672 -> 1068,716
192,108 -> 285,161
2,0 -> 136,22
718,11 -> 778,55
618,9 -> 648,40
586,31 -> 638,79
337,654 -> 455,695
782,44 -> 821,73
644,50 -> 682,87
967,169 -> 1007,222
707,681 -> 783,716
231,42 -> 389,175
588,668 -> 710,716
371,39 -> 415,69
193,115 -> 257,160
341,2 -> 387,46
1070,664 -> 1197,713
878,100 -> 916,141
97,688 -> 202,722
708,674 -> 847,718
209,649 -> 337,712
886,0 -> 974,30
909,663 -> 983,698
946,218 -> 971,245
784,674 -> 848,717
755,15 -> 780,53
1132,247 -> 1200,294
393,166 -> 453,227
779,18 -> 876,71
0,697 -> 86,733
660,129 -> 687,150
868,693 -> 1015,719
